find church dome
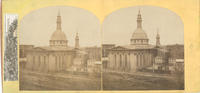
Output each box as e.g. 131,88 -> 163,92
50,30 -> 67,41
49,11 -> 68,47
130,10 -> 149,45
131,28 -> 148,39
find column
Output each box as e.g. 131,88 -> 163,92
133,53 -> 137,71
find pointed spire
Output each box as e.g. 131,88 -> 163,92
56,10 -> 62,31
156,28 -> 160,38
75,29 -> 80,49
137,9 -> 142,28
75,32 -> 79,39
156,28 -> 161,46
58,9 -> 60,16
138,9 -> 141,15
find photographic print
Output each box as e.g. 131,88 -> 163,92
1,0 -> 200,93
102,6 -> 184,90
19,6 -> 101,90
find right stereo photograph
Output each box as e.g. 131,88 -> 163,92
102,6 -> 184,90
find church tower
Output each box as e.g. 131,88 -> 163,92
75,32 -> 79,49
156,29 -> 161,47
130,10 -> 149,45
49,11 -> 68,47
137,10 -> 142,28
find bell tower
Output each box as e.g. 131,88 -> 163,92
75,32 -> 79,49
156,29 -> 161,47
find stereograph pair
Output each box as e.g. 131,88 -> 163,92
3,6 -> 184,90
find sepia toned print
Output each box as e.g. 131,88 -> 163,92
102,6 -> 184,90
19,6 -> 184,91
19,7 -> 101,90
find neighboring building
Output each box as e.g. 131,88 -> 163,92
169,58 -> 184,73
71,49 -> 88,72
84,46 -> 101,61
19,45 -> 34,58
166,44 -> 184,59
102,44 -> 115,57
102,44 -> 115,70
166,44 -> 184,73
19,45 -> 34,68
154,47 -> 169,72
87,60 -> 101,73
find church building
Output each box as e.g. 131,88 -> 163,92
25,12 -> 82,72
106,10 -> 166,72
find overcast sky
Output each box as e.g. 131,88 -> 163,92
19,6 -> 184,47
19,6 -> 101,47
102,6 -> 184,46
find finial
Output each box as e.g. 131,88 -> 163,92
139,9 -> 140,14
58,9 -> 60,16
157,28 -> 159,34
138,8 -> 141,15
156,28 -> 160,37
76,32 -> 78,36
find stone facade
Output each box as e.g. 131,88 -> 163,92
25,47 -> 75,72
107,46 -> 156,72
106,10 -> 165,72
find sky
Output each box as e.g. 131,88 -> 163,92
19,6 -> 184,47
19,6 -> 101,47
102,6 -> 184,46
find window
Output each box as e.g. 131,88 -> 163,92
125,55 -> 127,67
120,55 -> 122,67
38,56 -> 41,67
44,56 -> 46,65
33,56 -> 35,65
114,55 -> 116,67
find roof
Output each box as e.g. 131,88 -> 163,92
110,44 -> 155,50
50,30 -> 67,41
33,46 -> 74,51
131,28 -> 148,40
76,49 -> 88,55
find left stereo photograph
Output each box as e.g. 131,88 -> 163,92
18,6 -> 102,90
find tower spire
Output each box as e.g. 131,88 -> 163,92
58,9 -> 60,16
156,28 -> 161,47
56,10 -> 62,31
75,31 -> 80,49
137,9 -> 142,28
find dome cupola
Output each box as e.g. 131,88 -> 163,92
49,11 -> 68,47
130,10 -> 149,45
